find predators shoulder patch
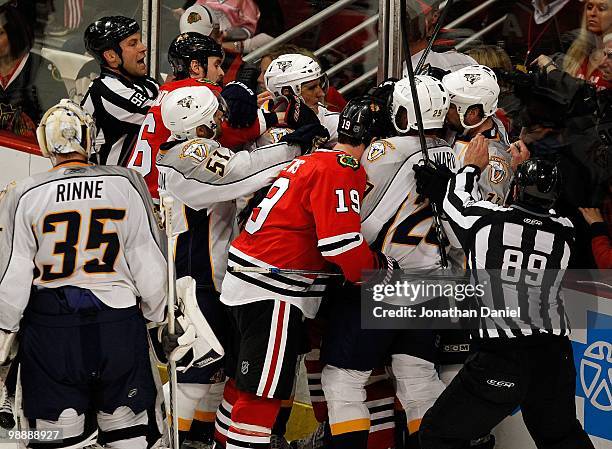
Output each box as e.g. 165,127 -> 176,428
488,156 -> 509,184
337,154 -> 360,170
367,140 -> 395,162
179,139 -> 211,163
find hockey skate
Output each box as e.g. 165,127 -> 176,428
289,421 -> 327,449
270,434 -> 292,449
0,384 -> 15,429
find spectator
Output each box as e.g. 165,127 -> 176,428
191,0 -> 274,54
404,0 -> 476,75
563,0 -> 612,90
597,32 -> 612,81
579,207 -> 612,268
0,4 -> 66,138
179,3 -> 222,41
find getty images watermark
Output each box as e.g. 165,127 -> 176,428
370,278 -> 519,320
360,269 -> 612,331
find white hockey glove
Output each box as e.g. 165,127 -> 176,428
160,276 -> 224,371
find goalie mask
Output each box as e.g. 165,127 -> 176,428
36,99 -> 97,162
160,276 -> 224,371
264,53 -> 329,99
391,75 -> 449,134
442,65 -> 500,129
161,85 -> 225,140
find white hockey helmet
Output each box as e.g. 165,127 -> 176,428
36,99 -> 97,161
442,64 -> 500,129
264,53 -> 327,98
391,75 -> 449,134
179,4 -> 219,37
161,86 -> 220,140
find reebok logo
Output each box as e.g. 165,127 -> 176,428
487,379 -> 515,388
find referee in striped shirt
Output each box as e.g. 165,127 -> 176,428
81,16 -> 159,166
417,136 -> 594,449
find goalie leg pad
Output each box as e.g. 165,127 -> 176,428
31,408 -> 85,439
166,277 -> 225,370
97,406 -> 148,449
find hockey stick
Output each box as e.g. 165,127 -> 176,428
400,0 -> 450,269
414,0 -> 455,74
228,266 -> 344,277
160,194 -> 180,449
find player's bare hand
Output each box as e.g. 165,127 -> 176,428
578,207 -> 605,225
509,140 -> 530,171
464,134 -> 489,171
257,91 -> 274,107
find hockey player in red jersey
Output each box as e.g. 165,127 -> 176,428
126,33 -> 224,200
126,32 -> 281,200
218,96 -> 398,449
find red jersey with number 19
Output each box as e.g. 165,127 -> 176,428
220,149 -> 379,318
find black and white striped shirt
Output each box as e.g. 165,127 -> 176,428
443,165 -> 575,339
82,68 -> 159,166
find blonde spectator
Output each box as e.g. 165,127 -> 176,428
466,45 -> 513,72
598,32 -> 612,80
563,0 -> 612,90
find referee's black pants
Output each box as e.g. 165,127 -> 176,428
419,335 -> 595,449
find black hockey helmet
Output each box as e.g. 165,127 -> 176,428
84,16 -> 140,65
514,158 -> 561,209
338,95 -> 387,146
168,32 -> 224,80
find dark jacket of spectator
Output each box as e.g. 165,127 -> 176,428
0,52 -> 66,136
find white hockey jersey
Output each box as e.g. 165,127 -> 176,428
360,136 -> 459,270
317,105 -> 339,146
448,116 -> 512,205
156,137 -> 301,290
0,161 -> 168,331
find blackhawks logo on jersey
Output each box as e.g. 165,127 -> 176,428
337,154 -> 360,170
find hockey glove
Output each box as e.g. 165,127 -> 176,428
220,81 -> 258,128
370,78 -> 398,138
235,61 -> 260,92
280,123 -> 330,155
279,94 -> 321,130
160,320 -> 184,360
358,251 -> 401,291
413,162 -> 454,208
